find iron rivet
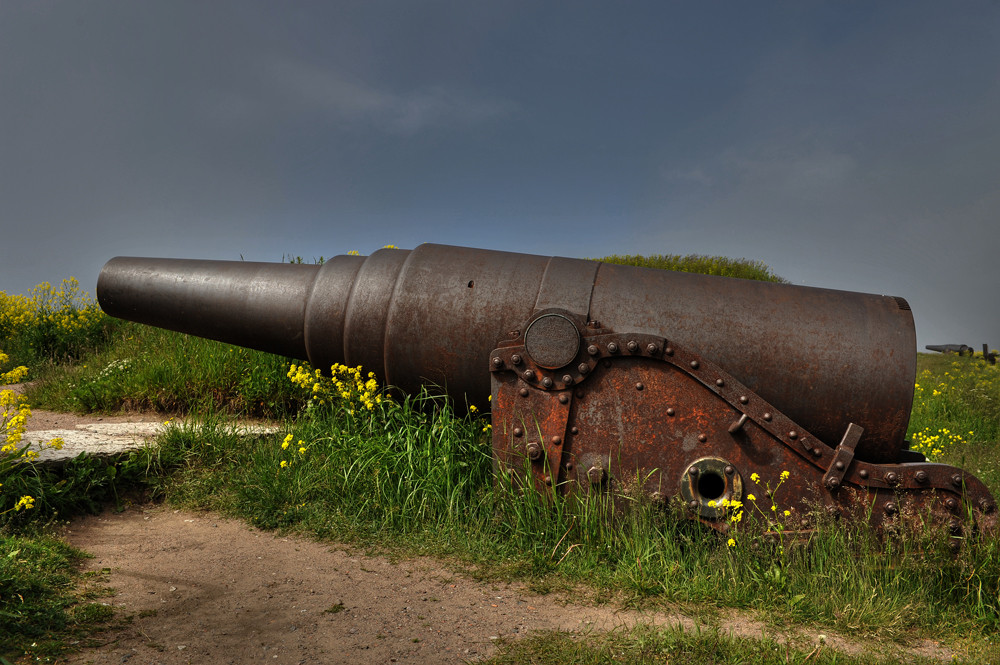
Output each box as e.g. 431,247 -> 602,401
511,354 -> 522,365
763,413 -> 772,422
690,360 -> 700,369
884,501 -> 897,515
812,448 -> 822,457
513,427 -> 523,437
788,431 -> 798,440
627,340 -> 639,353
666,408 -> 675,416
835,461 -> 845,470
951,474 -> 963,487
945,497 -> 959,511
724,465 -> 734,475
698,434 -> 707,443
646,343 -> 657,355
859,469 -> 869,479
688,500 -> 698,510
739,395 -> 748,404
576,390 -> 585,399
526,442 -> 542,461
688,466 -> 699,476
607,342 -> 619,354
885,472 -> 898,485
566,462 -> 574,471
562,374 -> 573,384
826,476 -> 840,490
551,436 -> 562,445
558,394 -> 569,404
587,344 -> 599,356
665,346 -> 674,356
523,369 -> 535,381
915,470 -> 928,484
492,356 -> 503,367
541,377 -> 553,388
800,519 -> 810,528
635,382 -> 644,391
949,520 -> 963,536
980,499 -> 996,514
519,388 -> 529,398
578,363 -> 590,374
716,378 -> 725,387
544,475 -> 552,486
570,426 -> 579,435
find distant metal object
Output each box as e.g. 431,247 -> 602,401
985,344 -> 998,366
98,244 -> 996,537
926,344 -> 974,356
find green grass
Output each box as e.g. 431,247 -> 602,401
592,253 -> 788,283
484,625 -> 971,665
0,535 -> 115,661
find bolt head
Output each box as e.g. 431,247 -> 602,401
724,465 -> 734,475
885,472 -> 898,485
541,377 -> 553,388
688,500 -> 698,510
716,378 -> 725,387
587,344 -> 599,356
788,430 -> 798,440
577,363 -> 590,374
544,475 -> 552,486
697,434 -> 707,443
513,427 -> 523,437
688,466 -> 699,476
570,426 -> 579,435
690,360 -> 700,369
952,474 -> 963,487
981,499 -> 997,514
523,369 -> 535,381
825,476 -> 840,490
664,346 -> 674,356
646,343 -> 657,355
945,498 -> 959,511
588,466 -> 605,484
519,388 -> 529,397
666,407 -> 675,416
558,394 -> 569,404
915,470 -> 929,483
739,395 -> 748,404
562,374 -> 573,384
859,469 -> 869,479
884,501 -> 897,515
635,382 -> 644,391
511,354 -> 522,365
835,461 -> 845,470
763,412 -> 772,422
551,436 -> 562,445
526,442 -> 542,461
607,342 -> 619,354
811,448 -> 822,457
627,340 -> 639,352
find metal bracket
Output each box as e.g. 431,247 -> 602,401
822,423 -> 863,491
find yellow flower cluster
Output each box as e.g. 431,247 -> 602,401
1,349 -> 64,515
910,427 -> 972,460
0,278 -> 105,339
718,469 -> 794,549
287,362 -> 384,412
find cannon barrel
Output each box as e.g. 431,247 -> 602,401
98,243 -> 916,464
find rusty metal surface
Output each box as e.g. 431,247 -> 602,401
491,327 -> 996,535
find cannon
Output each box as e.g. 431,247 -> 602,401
97,244 -> 997,535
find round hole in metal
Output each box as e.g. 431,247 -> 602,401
697,472 -> 726,500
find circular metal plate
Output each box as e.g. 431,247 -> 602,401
524,313 -> 581,369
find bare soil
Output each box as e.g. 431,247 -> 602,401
6,399 -> 955,664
